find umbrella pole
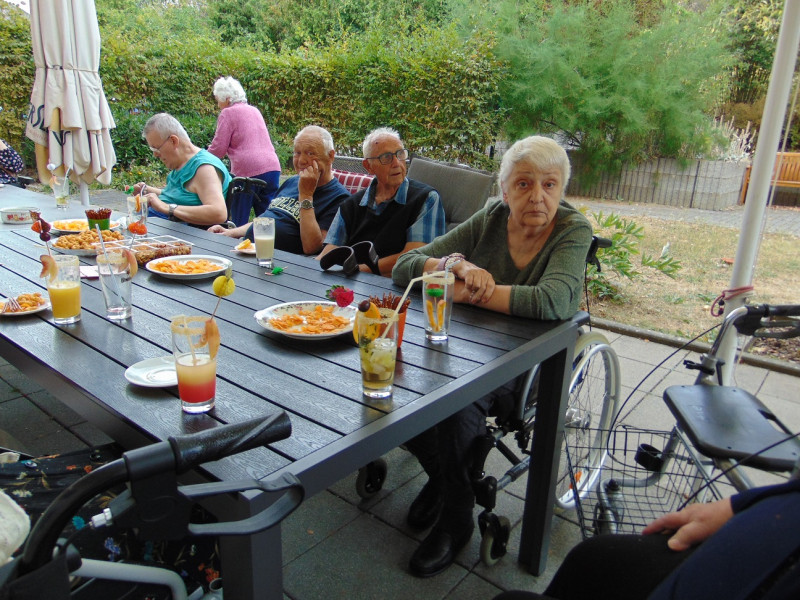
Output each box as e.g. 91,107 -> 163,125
79,181 -> 90,207
719,0 -> 800,385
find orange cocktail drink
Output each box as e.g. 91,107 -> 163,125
171,316 -> 219,413
46,255 -> 81,324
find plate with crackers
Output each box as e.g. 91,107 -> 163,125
254,301 -> 356,340
52,228 -> 126,255
0,292 -> 51,317
145,255 -> 232,280
51,219 -> 122,235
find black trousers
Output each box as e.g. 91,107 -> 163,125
493,533 -> 694,600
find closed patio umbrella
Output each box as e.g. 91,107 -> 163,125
24,0 -> 116,206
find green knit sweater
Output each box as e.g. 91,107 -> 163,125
392,199 -> 592,320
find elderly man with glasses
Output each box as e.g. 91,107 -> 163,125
316,127 -> 445,276
132,113 -> 231,226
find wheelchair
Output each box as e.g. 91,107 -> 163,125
355,237 -> 622,566
0,413 -> 304,600
224,176 -> 276,228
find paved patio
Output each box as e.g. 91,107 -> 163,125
3,323 -> 798,599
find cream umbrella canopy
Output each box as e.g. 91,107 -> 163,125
24,0 -> 116,206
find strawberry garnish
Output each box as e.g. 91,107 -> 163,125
326,285 -> 354,307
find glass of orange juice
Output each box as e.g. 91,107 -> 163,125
171,315 -> 217,413
46,255 -> 81,324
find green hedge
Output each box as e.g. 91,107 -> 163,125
1,12 -> 501,178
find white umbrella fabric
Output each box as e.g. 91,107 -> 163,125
24,0 -> 116,206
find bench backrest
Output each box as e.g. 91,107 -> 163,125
775,152 -> 800,182
407,156 -> 496,231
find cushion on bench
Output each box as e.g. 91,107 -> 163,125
407,155 -> 496,231
332,169 -> 374,195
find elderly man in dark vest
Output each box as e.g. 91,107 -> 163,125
317,127 -> 445,276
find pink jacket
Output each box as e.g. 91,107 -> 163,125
207,103 -> 281,178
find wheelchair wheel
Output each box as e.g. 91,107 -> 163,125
355,458 -> 387,499
479,514 -> 511,567
554,332 -> 620,511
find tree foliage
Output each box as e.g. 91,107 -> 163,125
493,0 -> 734,183
0,4 -> 34,160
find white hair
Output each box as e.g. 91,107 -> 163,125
213,76 -> 247,104
499,136 -> 571,191
362,127 -> 402,158
295,125 -> 334,153
142,113 -> 190,142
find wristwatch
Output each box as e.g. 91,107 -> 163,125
168,204 -> 177,219
299,199 -> 314,210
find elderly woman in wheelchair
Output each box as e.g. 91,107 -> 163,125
392,135 -> 593,578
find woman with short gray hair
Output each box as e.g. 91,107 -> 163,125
208,76 -> 281,226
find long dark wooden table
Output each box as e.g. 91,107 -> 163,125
1,186 -> 583,599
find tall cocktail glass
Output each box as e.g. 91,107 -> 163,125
171,316 -> 217,413
422,271 -> 455,342
126,194 -> 148,236
52,174 -> 70,210
252,217 -> 275,268
97,248 -> 133,320
358,311 -> 398,400
46,255 -> 81,324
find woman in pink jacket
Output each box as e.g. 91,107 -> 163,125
208,77 -> 282,226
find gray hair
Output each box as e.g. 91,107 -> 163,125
142,113 -> 190,142
362,127 -> 402,158
499,136 -> 571,192
213,76 -> 247,104
295,125 -> 334,154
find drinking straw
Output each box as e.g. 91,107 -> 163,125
95,224 -> 124,302
379,270 -> 447,340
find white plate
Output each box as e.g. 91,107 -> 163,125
255,301 -> 356,340
232,245 -> 256,255
0,298 -> 51,317
145,255 -> 232,280
51,219 -> 122,235
124,356 -> 178,388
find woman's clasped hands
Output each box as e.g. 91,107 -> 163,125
451,261 -> 495,305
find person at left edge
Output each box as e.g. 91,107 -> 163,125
208,125 -> 349,255
133,112 -> 232,227
207,76 -> 281,226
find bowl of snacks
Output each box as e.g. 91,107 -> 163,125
1,207 -> 38,225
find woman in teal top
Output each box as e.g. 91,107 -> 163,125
133,113 -> 232,227
391,136 -> 592,580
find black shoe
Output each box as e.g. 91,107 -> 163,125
407,481 -> 443,530
351,241 -> 381,275
319,246 -> 358,274
409,522 -> 474,578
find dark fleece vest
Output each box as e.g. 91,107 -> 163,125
338,180 -> 434,257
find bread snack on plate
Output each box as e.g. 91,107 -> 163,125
53,228 -> 124,251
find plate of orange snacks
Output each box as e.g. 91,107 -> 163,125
0,292 -> 51,317
145,254 -> 232,280
255,301 -> 356,339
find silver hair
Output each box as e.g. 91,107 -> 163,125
213,76 -> 247,104
362,127 -> 402,158
295,125 -> 334,153
499,136 -> 571,191
142,113 -> 190,142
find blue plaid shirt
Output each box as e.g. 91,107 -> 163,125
324,178 -> 445,247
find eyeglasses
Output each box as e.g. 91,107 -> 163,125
365,148 -> 408,165
148,136 -> 173,155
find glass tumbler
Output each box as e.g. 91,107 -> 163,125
171,316 -> 218,413
422,271 -> 455,342
97,249 -> 133,320
252,217 -> 275,269
358,312 -> 399,400
46,255 -> 81,324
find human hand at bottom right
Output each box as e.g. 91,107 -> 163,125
642,497 -> 734,551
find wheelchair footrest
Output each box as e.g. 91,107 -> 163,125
664,385 -> 800,471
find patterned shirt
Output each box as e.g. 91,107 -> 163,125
0,140 -> 24,184
324,178 -> 445,247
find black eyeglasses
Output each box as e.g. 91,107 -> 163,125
365,148 -> 408,165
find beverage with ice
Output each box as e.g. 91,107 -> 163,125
422,271 -> 454,342
357,310 -> 398,399
171,316 -> 219,413
51,174 -> 70,211
252,217 -> 275,268
97,249 -> 133,320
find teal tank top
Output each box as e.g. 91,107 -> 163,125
161,149 -> 232,206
